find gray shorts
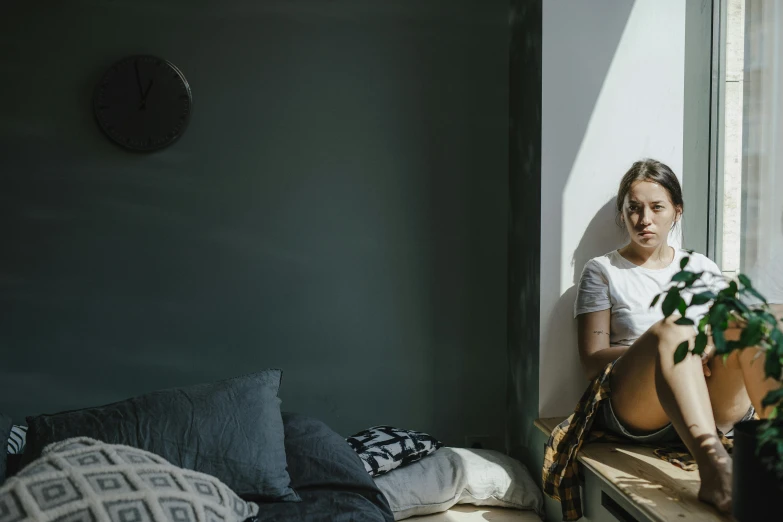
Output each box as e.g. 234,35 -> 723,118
594,397 -> 756,444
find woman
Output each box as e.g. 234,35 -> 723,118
572,159 -> 782,513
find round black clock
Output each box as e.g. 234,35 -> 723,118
93,55 -> 192,152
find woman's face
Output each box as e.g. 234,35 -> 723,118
622,180 -> 681,249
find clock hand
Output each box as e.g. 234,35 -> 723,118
134,60 -> 145,101
142,79 -> 154,99
139,79 -> 154,110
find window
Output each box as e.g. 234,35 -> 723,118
712,0 -> 783,304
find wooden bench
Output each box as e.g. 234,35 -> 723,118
534,417 -> 732,522
411,505 -> 542,521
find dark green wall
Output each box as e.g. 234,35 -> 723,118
0,0 -> 509,446
507,0 -> 541,472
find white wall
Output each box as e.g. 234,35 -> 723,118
539,0 -> 687,416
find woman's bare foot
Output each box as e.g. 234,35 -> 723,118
697,449 -> 733,514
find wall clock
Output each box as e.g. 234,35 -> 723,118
93,55 -> 192,152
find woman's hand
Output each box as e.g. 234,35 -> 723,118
701,337 -> 715,377
701,348 -> 713,377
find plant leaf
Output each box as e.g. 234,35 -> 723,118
726,297 -> 752,315
677,298 -> 688,317
691,291 -> 716,306
698,314 -> 710,333
650,294 -> 661,308
672,270 -> 700,283
680,257 -> 690,270
762,388 -> 783,408
739,316 -> 765,347
745,286 -> 769,305
754,308 -> 779,325
662,289 -> 680,318
713,329 -> 727,354
726,340 -> 742,352
765,353 -> 782,381
693,332 -> 708,355
674,340 -> 690,364
758,425 -> 779,445
675,317 -> 694,326
709,304 -> 729,329
771,328 -> 783,356
720,280 -> 739,298
738,273 -> 752,288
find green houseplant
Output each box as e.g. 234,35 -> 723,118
654,251 -> 783,519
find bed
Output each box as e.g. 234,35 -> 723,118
1,370 -> 543,522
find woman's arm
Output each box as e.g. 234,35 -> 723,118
577,309 -> 628,381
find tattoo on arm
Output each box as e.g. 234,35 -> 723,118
592,330 -> 610,336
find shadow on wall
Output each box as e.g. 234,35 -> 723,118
541,198 -> 625,405
536,0 -> 637,419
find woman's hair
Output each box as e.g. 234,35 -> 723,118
615,158 -> 684,227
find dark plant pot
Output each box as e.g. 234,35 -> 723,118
732,419 -> 783,522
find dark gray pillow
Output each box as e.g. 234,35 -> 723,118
280,413 -> 394,521
0,413 -> 12,485
22,369 -> 299,502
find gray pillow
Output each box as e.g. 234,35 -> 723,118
22,369 -> 299,501
373,447 -> 543,520
1,436 -> 260,522
0,413 -> 12,485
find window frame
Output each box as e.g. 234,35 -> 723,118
682,0 -> 727,268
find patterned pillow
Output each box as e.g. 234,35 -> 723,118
0,437 -> 260,522
7,425 -> 27,454
346,426 -> 442,477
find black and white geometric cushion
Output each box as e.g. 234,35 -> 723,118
6,425 -> 26,454
346,426 -> 442,477
0,437 -> 259,522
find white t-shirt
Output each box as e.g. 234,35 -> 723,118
574,248 -> 725,346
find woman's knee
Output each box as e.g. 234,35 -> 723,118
648,317 -> 695,354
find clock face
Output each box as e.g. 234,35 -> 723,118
93,55 -> 192,152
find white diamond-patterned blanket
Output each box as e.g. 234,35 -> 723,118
0,437 -> 260,522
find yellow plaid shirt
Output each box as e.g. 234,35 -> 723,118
541,361 -> 615,521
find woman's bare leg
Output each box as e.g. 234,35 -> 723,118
725,345 -> 782,419
610,307 -> 783,513
716,303 -> 783,419
704,354 -> 751,433
740,304 -> 783,417
610,316 -> 732,513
